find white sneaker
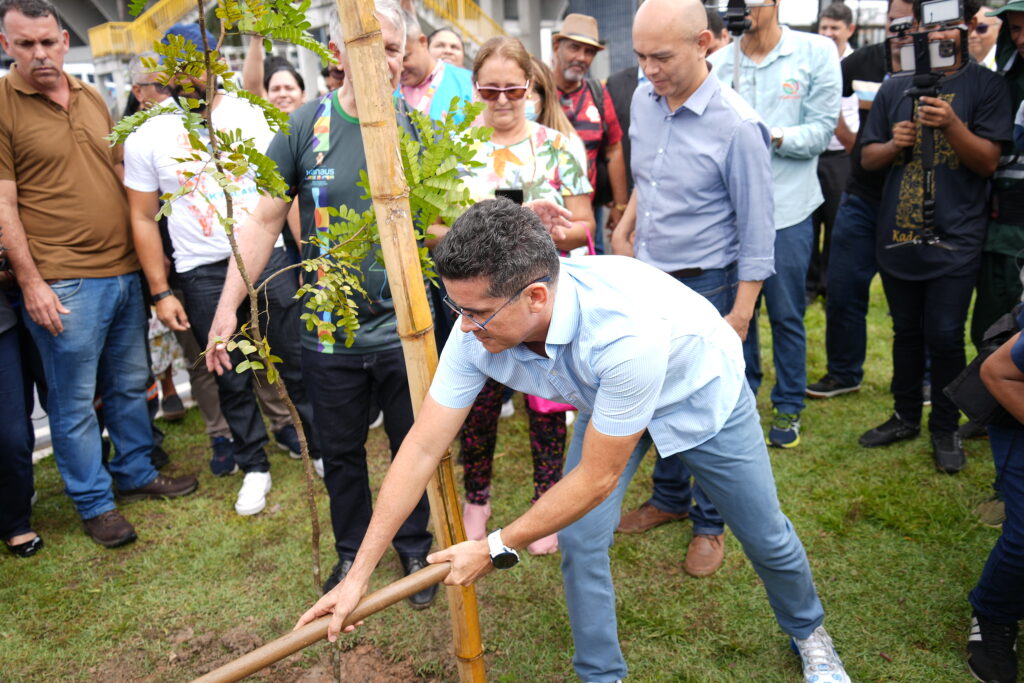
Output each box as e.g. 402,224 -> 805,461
235,471 -> 272,516
499,399 -> 515,419
565,410 -> 575,426
369,411 -> 384,429
313,458 -> 324,478
792,626 -> 850,683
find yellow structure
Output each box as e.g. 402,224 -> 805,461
88,0 -> 196,58
422,0 -> 506,48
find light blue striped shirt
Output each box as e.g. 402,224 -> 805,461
631,69 -> 775,281
429,256 -> 745,455
708,26 -> 841,229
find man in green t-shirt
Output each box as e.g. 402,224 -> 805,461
205,1 -> 439,609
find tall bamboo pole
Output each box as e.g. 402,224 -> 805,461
335,1 -> 487,680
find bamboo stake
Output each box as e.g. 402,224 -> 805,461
192,563 -> 452,683
336,1 -> 486,680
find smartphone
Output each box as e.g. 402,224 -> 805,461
494,188 -> 524,205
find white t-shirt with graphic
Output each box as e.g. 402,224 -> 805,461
124,94 -> 282,273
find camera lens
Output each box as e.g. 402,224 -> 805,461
938,40 -> 955,58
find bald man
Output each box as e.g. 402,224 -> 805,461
398,9 -> 473,121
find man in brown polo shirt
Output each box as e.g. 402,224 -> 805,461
0,0 -> 196,548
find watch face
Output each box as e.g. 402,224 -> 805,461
492,551 -> 518,569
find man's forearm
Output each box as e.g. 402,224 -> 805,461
610,189 -> 637,255
131,216 -> 172,293
606,144 -> 629,207
0,201 -> 44,287
861,141 -> 901,171
216,223 -> 278,317
730,280 -> 762,320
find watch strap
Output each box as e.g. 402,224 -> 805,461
151,289 -> 174,303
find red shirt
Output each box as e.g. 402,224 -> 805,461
557,81 -> 623,191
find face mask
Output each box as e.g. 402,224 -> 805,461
524,99 -> 538,121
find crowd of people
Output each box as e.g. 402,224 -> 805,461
0,0 -> 1022,680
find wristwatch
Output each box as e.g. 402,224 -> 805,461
486,528 -> 519,569
151,289 -> 174,303
770,126 -> 784,149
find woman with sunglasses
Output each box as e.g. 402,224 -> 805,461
455,37 -> 594,556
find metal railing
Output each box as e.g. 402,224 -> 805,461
88,0 -> 197,58
422,0 -> 506,48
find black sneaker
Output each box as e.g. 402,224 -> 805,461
273,425 -> 302,459
967,611 -> 1018,683
932,431 -> 966,474
160,394 -> 187,421
209,436 -> 239,477
859,414 -> 920,448
400,556 -> 438,610
322,558 -> 354,594
959,419 -> 989,441
806,374 -> 861,399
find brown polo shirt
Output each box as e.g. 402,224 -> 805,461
0,66 -> 137,280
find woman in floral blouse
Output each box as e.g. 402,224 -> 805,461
454,37 -> 595,556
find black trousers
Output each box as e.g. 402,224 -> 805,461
880,268 -> 977,434
301,345 -> 432,561
178,248 -> 318,472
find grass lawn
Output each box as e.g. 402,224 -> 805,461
0,276 -> 1005,682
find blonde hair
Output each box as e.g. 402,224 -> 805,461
529,56 -> 575,139
472,36 -> 532,83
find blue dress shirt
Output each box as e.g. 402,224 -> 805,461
430,256 -> 746,455
709,26 -> 841,230
630,68 -> 775,282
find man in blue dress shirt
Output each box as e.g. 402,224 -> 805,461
295,194 -> 849,683
611,0 -> 775,579
710,0 -> 841,449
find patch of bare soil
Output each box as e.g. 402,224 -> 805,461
89,626 -> 431,682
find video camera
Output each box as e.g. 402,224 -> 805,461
704,0 -> 776,37
885,0 -> 968,81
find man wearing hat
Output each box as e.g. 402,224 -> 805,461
551,13 -> 629,246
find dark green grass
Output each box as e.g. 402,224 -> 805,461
0,277 -> 1004,681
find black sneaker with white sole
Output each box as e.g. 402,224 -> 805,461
967,611 -> 1018,683
805,374 -> 861,399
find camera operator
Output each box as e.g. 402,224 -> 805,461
966,325 -> 1024,683
858,0 -> 1012,473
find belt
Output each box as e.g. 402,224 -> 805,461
668,261 -> 736,280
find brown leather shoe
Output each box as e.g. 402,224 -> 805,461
684,533 -> 725,577
82,509 -> 138,548
616,501 -> 688,534
118,474 -> 198,503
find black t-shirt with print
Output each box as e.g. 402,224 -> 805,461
861,63 -> 1013,280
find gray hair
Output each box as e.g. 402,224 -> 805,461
434,199 -> 561,299
329,0 -> 406,54
129,51 -> 160,85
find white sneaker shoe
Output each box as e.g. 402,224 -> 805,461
369,411 -> 384,429
313,458 -> 324,478
792,626 -> 850,683
499,399 -> 515,419
565,411 -> 575,426
235,471 -> 272,516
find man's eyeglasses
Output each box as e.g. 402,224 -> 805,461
972,22 -> 993,35
443,275 -> 551,331
475,81 -> 531,101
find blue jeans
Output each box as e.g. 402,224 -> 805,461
25,273 -> 158,520
969,426 -> 1024,623
648,264 -> 736,534
178,248 -> 317,472
744,217 -> 813,415
824,193 -> 879,386
559,385 -> 824,682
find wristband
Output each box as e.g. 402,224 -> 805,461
613,203 -> 628,211
152,289 -> 174,303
